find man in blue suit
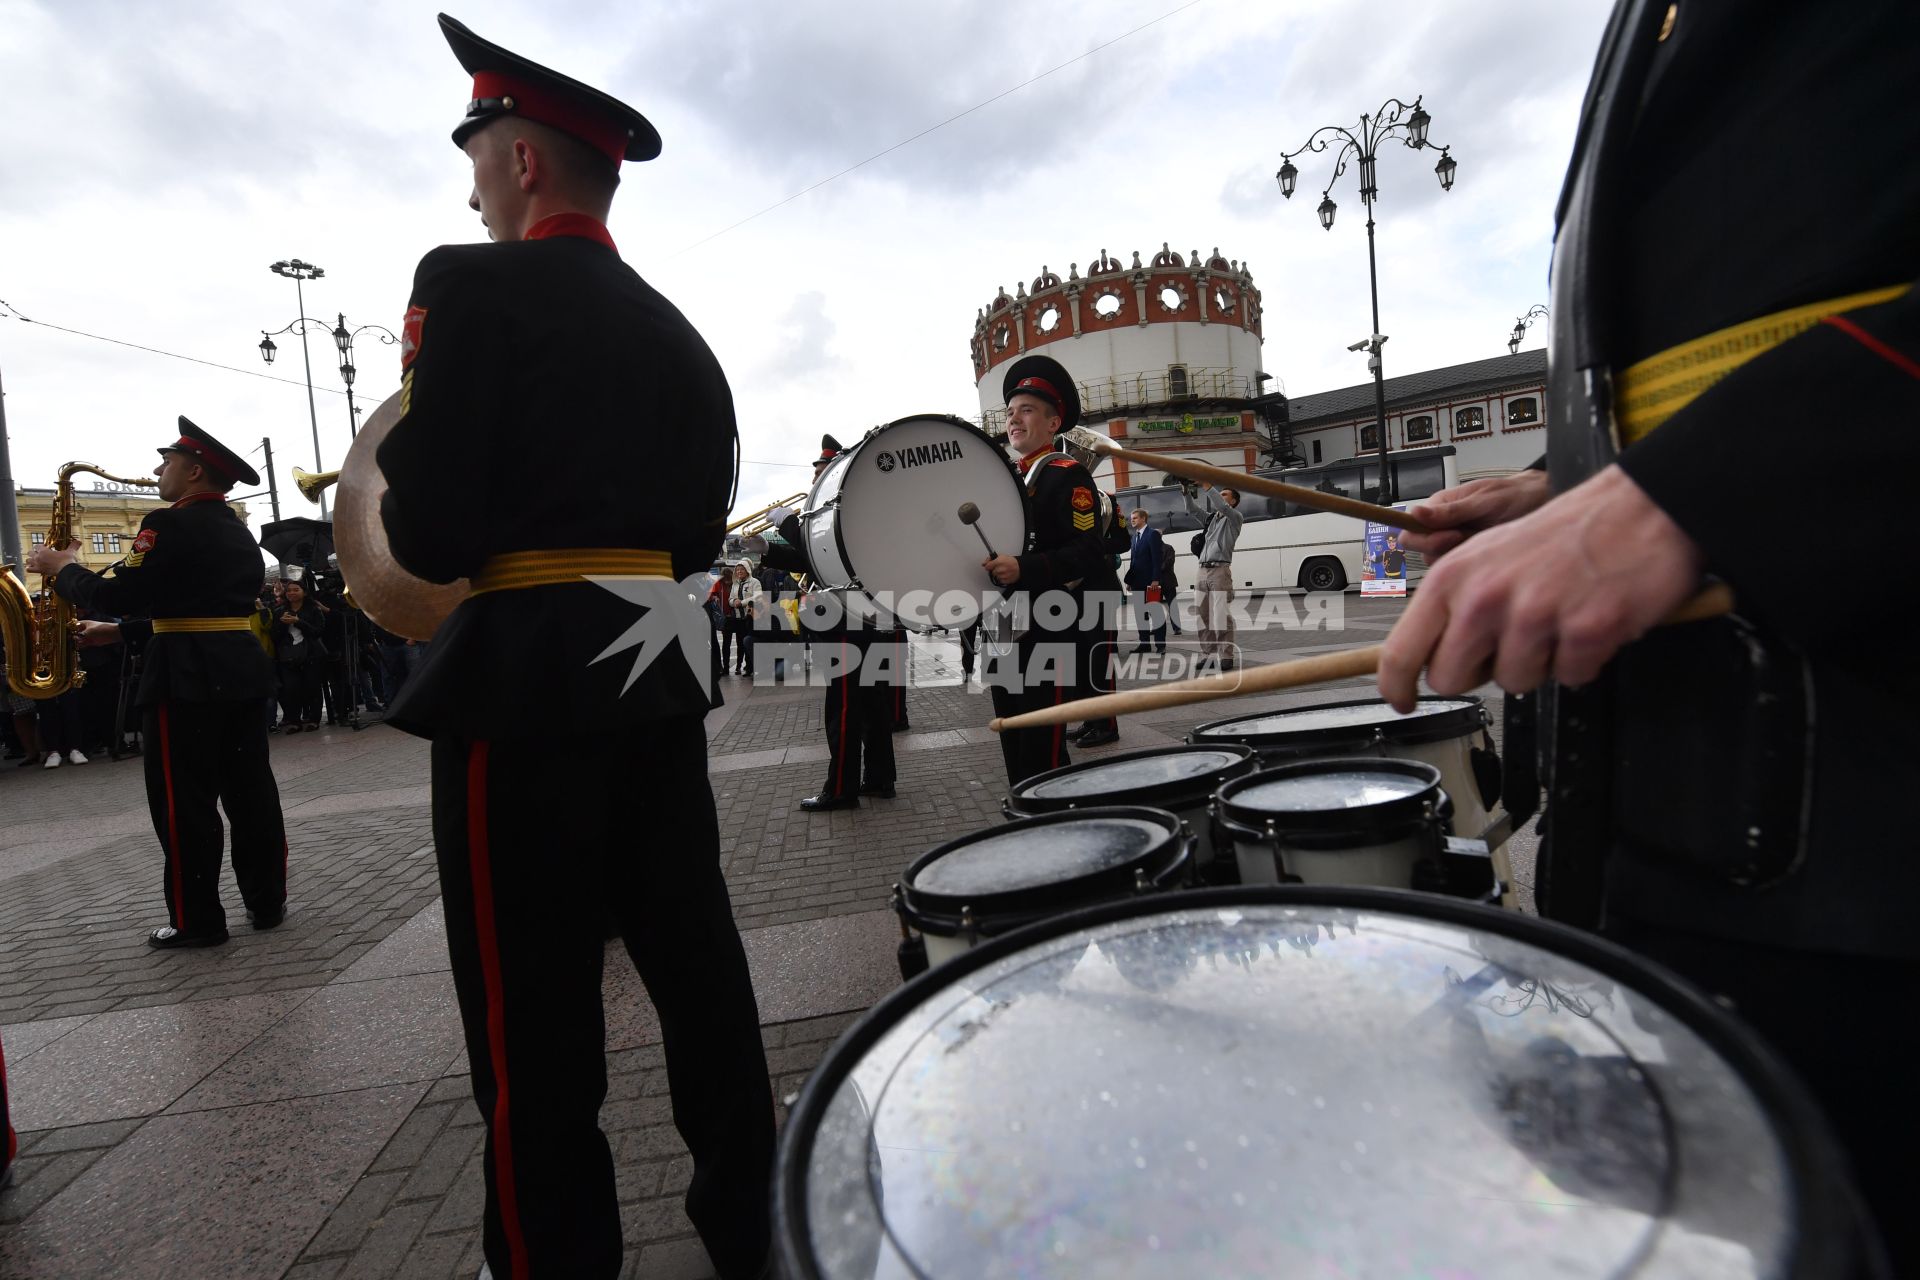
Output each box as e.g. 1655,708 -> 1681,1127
1123,508 -> 1167,654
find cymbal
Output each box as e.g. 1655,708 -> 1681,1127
333,392 -> 471,641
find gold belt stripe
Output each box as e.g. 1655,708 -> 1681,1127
469,549 -> 675,595
1617,284 -> 1909,444
151,617 -> 254,633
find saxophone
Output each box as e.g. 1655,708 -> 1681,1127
0,462 -> 159,699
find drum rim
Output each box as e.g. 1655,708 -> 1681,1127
1214,757 -> 1448,841
775,885 -> 1865,1280
1006,742 -> 1259,812
899,806 -> 1192,931
798,414 -> 1026,634
1189,694 -> 1487,752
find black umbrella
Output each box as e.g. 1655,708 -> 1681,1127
259,517 -> 335,577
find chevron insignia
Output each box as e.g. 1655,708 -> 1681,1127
1072,511 -> 1095,531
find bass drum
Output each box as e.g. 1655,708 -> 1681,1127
778,886 -> 1871,1280
802,415 -> 1026,632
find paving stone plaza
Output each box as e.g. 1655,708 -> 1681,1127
0,601 -> 1536,1277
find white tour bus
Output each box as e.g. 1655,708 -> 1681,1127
1114,444 -> 1462,594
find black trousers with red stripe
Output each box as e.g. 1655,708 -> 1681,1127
431,720 -> 775,1280
818,641 -> 895,800
141,698 -> 288,934
1,1027 -> 16,1183
987,634 -> 1082,787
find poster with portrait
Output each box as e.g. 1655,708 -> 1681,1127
1360,506 -> 1410,597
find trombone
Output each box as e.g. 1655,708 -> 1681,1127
726,491 -> 805,537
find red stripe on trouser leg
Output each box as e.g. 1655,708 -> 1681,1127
1,1031 -> 15,1168
467,742 -> 529,1279
158,701 -> 185,930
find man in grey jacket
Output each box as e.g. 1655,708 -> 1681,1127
1184,483 -> 1243,670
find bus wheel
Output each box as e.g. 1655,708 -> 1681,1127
1300,559 -> 1346,592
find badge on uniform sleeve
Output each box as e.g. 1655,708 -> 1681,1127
133,529 -> 157,554
1071,486 -> 1096,531
400,305 -> 428,370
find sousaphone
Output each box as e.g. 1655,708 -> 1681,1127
292,391 -> 470,641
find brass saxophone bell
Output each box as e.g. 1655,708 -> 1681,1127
292,467 -> 340,505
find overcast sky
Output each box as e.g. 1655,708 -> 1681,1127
0,0 -> 1612,534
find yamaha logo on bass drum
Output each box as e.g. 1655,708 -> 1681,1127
875,439 -> 965,474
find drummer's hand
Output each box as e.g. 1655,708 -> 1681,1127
75,620 -> 121,647
1400,469 -> 1552,561
984,554 -> 1021,586
1377,465 -> 1702,711
25,544 -> 78,577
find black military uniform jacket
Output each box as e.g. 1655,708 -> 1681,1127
1548,0 -> 1920,954
1015,448 -> 1121,603
763,513 -> 885,649
377,220 -> 736,740
55,492 -> 274,705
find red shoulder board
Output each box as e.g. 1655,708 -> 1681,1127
132,528 -> 158,554
1047,456 -> 1078,469
400,305 -> 427,370
1070,487 -> 1095,512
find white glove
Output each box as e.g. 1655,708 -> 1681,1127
766,506 -> 796,526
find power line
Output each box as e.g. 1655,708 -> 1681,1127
672,0 -> 1203,257
1,300 -> 352,398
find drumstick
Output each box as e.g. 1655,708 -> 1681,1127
958,502 -> 998,558
1061,426 -> 1434,535
989,583 -> 1735,732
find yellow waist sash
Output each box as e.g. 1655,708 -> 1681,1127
1616,284 -> 1909,444
469,548 -> 674,595
152,617 -> 253,633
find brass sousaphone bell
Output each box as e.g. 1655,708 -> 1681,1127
293,391 -> 469,641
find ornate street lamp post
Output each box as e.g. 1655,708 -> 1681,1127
1278,98 -> 1456,503
1509,304 -> 1549,355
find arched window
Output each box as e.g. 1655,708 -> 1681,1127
1405,415 -> 1435,443
1168,365 -> 1190,399
1454,407 -> 1487,435
1506,397 -> 1539,425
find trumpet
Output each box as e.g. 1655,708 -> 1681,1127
293,467 -> 340,505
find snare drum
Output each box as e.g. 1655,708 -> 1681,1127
1212,758 -> 1493,899
1190,696 -> 1502,839
779,886 -> 1865,1279
802,415 -> 1026,631
1002,745 -> 1258,885
893,808 -> 1191,970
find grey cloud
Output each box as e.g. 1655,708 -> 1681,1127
760,290 -> 845,382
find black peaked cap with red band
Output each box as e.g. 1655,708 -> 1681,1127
159,417 -> 259,488
439,13 -> 661,167
814,434 -> 843,465
1002,354 -> 1080,433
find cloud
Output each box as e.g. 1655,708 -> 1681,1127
760,290 -> 845,382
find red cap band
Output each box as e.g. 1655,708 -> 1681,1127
1011,376 -> 1064,414
170,438 -> 235,484
471,71 -> 627,168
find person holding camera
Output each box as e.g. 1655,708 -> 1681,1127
273,578 -> 327,732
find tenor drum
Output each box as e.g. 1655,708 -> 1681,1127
1002,745 -> 1258,885
778,886 -> 1865,1279
802,415 -> 1026,631
893,808 -> 1191,970
1212,758 -> 1492,898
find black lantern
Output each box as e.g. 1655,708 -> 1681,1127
1317,195 -> 1337,231
1358,155 -> 1377,198
1508,327 -> 1523,355
1276,157 -> 1298,199
332,315 -> 351,359
339,360 -> 356,388
1407,104 -> 1430,148
1435,149 -> 1456,191
258,335 -> 278,365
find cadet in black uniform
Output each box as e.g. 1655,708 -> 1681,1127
29,419 -> 288,949
982,355 -> 1123,786
375,18 -> 773,1279
1381,2 -> 1919,1267
761,436 -> 897,811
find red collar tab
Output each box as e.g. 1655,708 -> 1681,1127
169,438 -> 236,485
470,70 -> 628,169
1018,447 -> 1057,469
170,490 -> 228,509
1010,377 -> 1064,415
524,212 -> 617,253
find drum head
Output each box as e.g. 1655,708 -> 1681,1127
807,416 -> 1025,631
1010,745 -> 1257,812
780,887 -> 1855,1280
1216,758 -> 1446,841
905,808 -> 1181,915
1192,696 -> 1485,754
